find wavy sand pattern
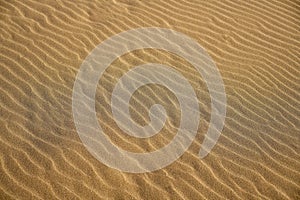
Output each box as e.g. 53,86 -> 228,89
1,0 -> 300,199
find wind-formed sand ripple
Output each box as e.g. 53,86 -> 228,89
0,0 -> 299,199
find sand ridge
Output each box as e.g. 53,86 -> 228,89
0,0 -> 300,199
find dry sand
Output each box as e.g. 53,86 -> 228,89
0,0 -> 300,199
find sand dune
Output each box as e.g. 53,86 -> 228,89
0,0 -> 299,199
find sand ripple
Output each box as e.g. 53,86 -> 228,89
0,0 -> 299,199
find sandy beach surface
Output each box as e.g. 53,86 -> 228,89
0,0 -> 299,199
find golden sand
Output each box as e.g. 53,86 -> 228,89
0,0 -> 299,199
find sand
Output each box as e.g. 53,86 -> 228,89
0,0 -> 299,199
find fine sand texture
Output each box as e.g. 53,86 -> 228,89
1,0 -> 300,199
